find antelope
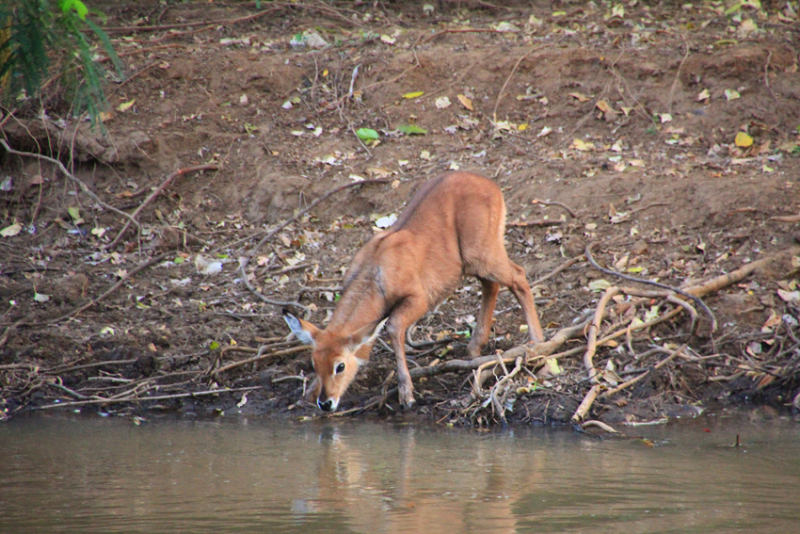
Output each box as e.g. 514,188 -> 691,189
283,171 -> 544,412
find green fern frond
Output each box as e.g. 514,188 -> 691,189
0,0 -> 53,99
0,0 -> 124,128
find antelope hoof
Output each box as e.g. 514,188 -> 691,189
399,384 -> 416,408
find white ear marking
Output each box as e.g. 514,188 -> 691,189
350,317 -> 388,350
283,312 -> 315,346
371,318 -> 389,342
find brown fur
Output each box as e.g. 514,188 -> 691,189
284,171 -> 544,411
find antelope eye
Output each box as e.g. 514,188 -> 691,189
335,362 -> 345,374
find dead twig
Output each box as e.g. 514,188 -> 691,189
103,7 -> 280,33
45,358 -> 139,374
532,199 -> 578,219
489,356 -> 523,425
357,65 -> 420,101
629,202 -> 669,216
35,386 -> 262,410
585,243 -> 717,332
667,294 -> 699,334
0,139 -> 137,225
211,346 -> 307,377
34,252 -> 171,326
530,255 -> 585,287
600,345 -> 687,398
667,33 -> 691,115
507,220 -> 565,228
770,214 -> 800,223
104,164 -> 218,250
416,28 -> 521,48
685,246 -> 800,297
493,46 -> 545,123
764,49 -> 775,97
109,61 -> 159,96
581,420 -> 619,434
584,286 -> 620,382
571,384 -> 602,423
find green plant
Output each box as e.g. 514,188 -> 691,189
0,0 -> 123,125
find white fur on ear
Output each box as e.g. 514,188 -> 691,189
370,318 -> 389,343
283,312 -> 315,346
350,317 -> 388,349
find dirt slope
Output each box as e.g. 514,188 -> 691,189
1,1 -> 799,426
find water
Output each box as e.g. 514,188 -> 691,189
1,412 -> 799,534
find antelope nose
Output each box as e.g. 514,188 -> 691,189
318,398 -> 334,412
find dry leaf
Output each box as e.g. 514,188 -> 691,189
117,99 -> 135,112
457,94 -> 473,111
569,92 -> 591,103
725,89 -> 741,100
735,131 -> 753,148
1,223 -> 22,237
572,139 -> 594,151
596,100 -> 613,113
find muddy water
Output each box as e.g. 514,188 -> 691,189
1,413 -> 798,534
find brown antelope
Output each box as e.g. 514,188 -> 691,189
283,171 -> 544,411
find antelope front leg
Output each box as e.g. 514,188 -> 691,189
387,298 -> 429,408
468,278 -> 500,358
392,333 -> 415,408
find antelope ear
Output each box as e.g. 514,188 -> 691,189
348,318 -> 388,349
283,309 -> 319,346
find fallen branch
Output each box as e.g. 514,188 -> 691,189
489,356 -> 523,425
103,7 -> 280,33
667,33 -> 691,115
409,318 -> 594,383
0,139 -> 136,225
532,199 -> 578,219
586,242 -> 717,332
581,420 -> 619,434
35,386 -> 262,410
584,286 -> 620,382
104,164 -> 219,250
507,220 -> 565,228
770,214 -> 800,223
571,384 -> 602,423
493,46 -> 546,123
600,345 -> 687,399
530,255 -> 585,287
629,202 -> 669,216
667,294 -> 698,334
685,246 -> 800,297
211,345 -> 307,377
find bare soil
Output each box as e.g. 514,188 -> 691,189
2,1 -> 800,427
